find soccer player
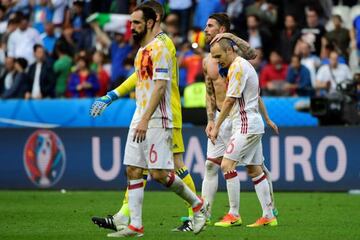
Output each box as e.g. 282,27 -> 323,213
91,5 -> 208,237
201,13 -> 278,227
90,1 -> 197,232
209,38 -> 278,227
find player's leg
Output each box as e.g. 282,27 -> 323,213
202,117 -> 231,219
146,128 -> 208,235
245,136 -> 277,227
214,156 -> 242,227
107,129 -> 147,237
173,129 -> 196,219
262,164 -> 278,217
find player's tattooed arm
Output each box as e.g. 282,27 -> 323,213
203,58 -> 216,122
211,33 -> 257,60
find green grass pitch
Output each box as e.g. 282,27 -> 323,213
0,191 -> 359,240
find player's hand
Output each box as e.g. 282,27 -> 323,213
209,127 -> 219,145
205,121 -> 215,137
90,91 -> 118,117
210,33 -> 226,45
133,118 -> 148,143
266,119 -> 279,135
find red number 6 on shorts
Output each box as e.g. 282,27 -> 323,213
225,138 -> 235,154
149,144 -> 158,163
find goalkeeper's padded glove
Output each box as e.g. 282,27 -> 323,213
90,91 -> 119,117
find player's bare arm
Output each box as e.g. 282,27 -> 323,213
204,57 -> 217,137
258,96 -> 279,134
209,96 -> 236,144
133,79 -> 167,143
211,33 -> 257,60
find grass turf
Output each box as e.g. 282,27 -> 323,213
0,191 -> 359,240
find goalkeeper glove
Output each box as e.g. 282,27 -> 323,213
90,91 -> 119,117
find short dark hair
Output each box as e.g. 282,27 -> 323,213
33,44 -> 43,53
142,0 -> 164,21
132,5 -> 157,27
15,57 -> 28,69
209,13 -> 230,32
291,54 -> 302,62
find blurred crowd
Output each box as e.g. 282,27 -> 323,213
0,0 -> 360,100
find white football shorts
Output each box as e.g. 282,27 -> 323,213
124,128 -> 174,170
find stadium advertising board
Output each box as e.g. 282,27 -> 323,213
0,127 -> 358,191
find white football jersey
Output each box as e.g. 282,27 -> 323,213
226,56 -> 264,134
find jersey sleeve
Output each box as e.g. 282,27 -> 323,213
152,41 -> 171,81
226,61 -> 246,98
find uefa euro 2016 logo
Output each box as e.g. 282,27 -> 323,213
23,130 -> 66,188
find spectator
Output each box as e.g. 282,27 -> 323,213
277,14 -> 301,63
260,50 -> 288,95
41,22 -> 58,55
65,0 -> 92,51
51,0 -> 68,27
193,0 -> 225,30
301,7 -> 326,56
285,55 -> 313,96
295,40 -> 321,86
249,47 -> 266,74
1,57 -> 28,99
178,41 -> 203,86
315,51 -> 352,94
241,14 -> 272,59
53,41 -> 72,97
91,50 -> 110,96
245,0 -> 277,28
168,0 -> 193,40
7,13 -> 42,64
90,22 -> 132,89
25,44 -> 55,99
0,57 -> 16,97
1,18 -> 18,50
67,56 -> 99,98
32,0 -> 53,34
350,14 -> 360,64
324,15 -> 350,60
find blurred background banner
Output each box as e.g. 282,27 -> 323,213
0,126 -> 358,191
0,98 -> 318,127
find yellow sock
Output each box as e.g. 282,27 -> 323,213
119,170 -> 149,217
175,166 -> 196,218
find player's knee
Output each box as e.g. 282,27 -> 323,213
246,165 -> 263,178
205,160 -> 220,176
126,166 -> 143,179
149,170 -> 168,183
220,158 -> 236,173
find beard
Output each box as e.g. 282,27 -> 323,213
132,27 -> 147,43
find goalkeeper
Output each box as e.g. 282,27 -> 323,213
90,0 -> 197,232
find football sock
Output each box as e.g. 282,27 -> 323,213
262,164 -> 276,208
253,172 -> 274,219
128,179 -> 144,229
166,171 -> 201,208
224,170 -> 240,216
201,160 -> 220,213
119,171 -> 148,217
176,166 -> 196,218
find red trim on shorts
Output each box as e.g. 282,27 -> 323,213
128,182 -> 144,190
207,158 -> 222,165
192,197 -> 203,212
166,171 -> 175,187
253,173 -> 267,185
128,224 -> 144,233
224,170 -> 238,180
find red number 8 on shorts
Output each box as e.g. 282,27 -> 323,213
149,144 -> 158,163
